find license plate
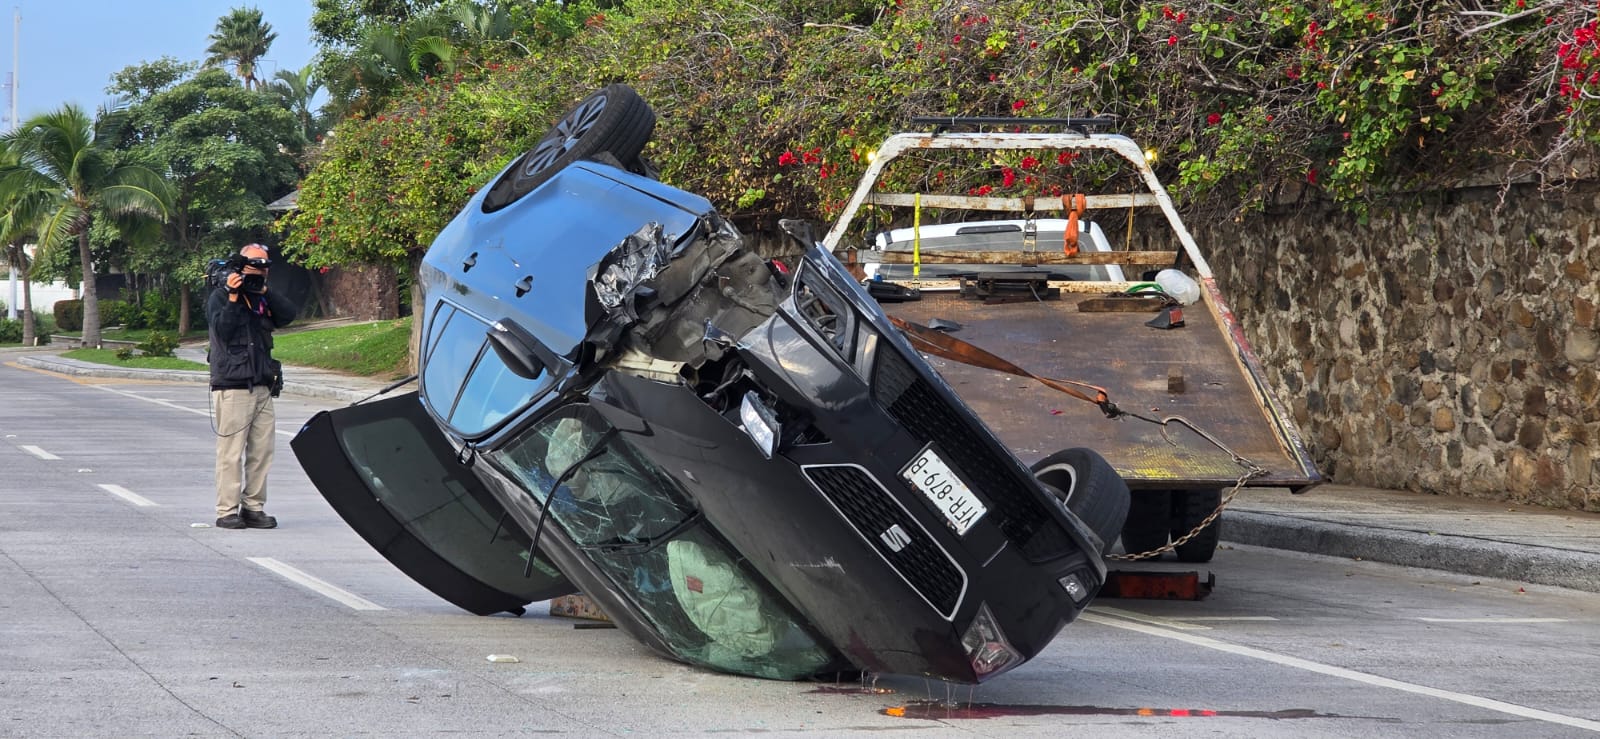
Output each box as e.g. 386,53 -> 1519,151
901,447 -> 987,536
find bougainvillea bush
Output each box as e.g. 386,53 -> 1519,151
284,0 -> 1600,269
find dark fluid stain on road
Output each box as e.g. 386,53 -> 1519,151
881,701 -> 1383,721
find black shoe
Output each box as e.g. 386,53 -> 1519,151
240,509 -> 278,529
216,514 -> 246,529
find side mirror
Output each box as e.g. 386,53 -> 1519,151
487,319 -> 552,380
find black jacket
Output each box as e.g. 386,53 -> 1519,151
207,287 -> 298,390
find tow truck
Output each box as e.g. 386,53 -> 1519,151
820,117 -> 1322,563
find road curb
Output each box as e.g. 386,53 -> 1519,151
13,355 -> 372,405
1223,510 -> 1600,594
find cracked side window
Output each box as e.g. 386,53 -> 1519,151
492,405 -> 835,679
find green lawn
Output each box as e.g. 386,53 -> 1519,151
61,349 -> 207,371
273,318 -> 412,378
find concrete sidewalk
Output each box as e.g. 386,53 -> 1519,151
9,345 -> 1600,594
1223,485 -> 1600,594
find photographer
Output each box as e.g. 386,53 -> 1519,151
207,243 -> 297,530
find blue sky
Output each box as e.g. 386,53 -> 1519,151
4,1 -> 318,123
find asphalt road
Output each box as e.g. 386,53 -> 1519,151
3,361 -> 1599,738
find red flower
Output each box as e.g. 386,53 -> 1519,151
1012,99 -> 1027,111
1056,151 -> 1078,165
1285,66 -> 1301,80
1168,35 -> 1178,46
1206,112 -> 1221,125
802,147 -> 822,164
952,34 -> 963,44
1001,167 -> 1016,187
1316,81 -> 1328,89
1306,167 -> 1318,184
778,151 -> 797,166
1021,156 -> 1040,170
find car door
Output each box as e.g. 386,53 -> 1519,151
291,391 -> 574,616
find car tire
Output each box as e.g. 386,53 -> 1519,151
1119,490 -> 1172,558
481,83 -> 657,212
1031,448 -> 1130,556
1171,488 -> 1222,563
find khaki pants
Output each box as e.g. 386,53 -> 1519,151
214,387 -> 275,517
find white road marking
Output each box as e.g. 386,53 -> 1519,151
1084,612 -> 1600,732
21,445 -> 60,460
1182,616 -> 1280,622
1087,605 -> 1211,630
1417,617 -> 1568,624
98,484 -> 157,507
248,557 -> 385,611
92,385 -> 294,437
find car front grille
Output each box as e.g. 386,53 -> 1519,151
803,464 -> 964,618
871,346 -> 1074,562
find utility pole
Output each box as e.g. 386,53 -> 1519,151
5,8 -> 16,321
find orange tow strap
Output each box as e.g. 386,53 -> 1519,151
1062,193 -> 1086,256
888,315 -> 1124,418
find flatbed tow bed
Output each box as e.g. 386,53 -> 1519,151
822,121 -> 1322,562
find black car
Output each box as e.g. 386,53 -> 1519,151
293,85 -> 1129,683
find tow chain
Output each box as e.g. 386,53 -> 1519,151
890,316 -> 1267,561
1103,414 -> 1266,561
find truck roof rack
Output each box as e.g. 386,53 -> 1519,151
911,116 -> 1118,135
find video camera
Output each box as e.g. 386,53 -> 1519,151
205,254 -> 268,293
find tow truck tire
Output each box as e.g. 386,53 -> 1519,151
1119,490 -> 1172,558
1171,488 -> 1222,563
1031,448 -> 1130,556
482,84 -> 656,213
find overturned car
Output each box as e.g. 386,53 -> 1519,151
292,85 -> 1129,683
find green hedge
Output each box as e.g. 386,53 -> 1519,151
284,0 -> 1600,273
53,300 -> 83,332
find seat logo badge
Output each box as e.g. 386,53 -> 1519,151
880,524 -> 912,552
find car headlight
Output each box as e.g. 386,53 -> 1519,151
739,391 -> 781,459
960,602 -> 1022,679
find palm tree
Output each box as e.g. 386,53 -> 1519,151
0,105 -> 172,348
0,144 -> 58,347
205,7 -> 277,91
269,64 -> 324,144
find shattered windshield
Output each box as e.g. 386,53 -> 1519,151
492,404 -> 835,679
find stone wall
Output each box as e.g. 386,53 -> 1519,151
1198,182 -> 1600,511
320,264 -> 400,321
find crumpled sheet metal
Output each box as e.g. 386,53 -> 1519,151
593,221 -> 674,323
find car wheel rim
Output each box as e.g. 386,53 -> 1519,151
522,93 -> 608,176
1038,464 -> 1078,505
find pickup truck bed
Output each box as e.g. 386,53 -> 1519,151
883,290 -> 1317,491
